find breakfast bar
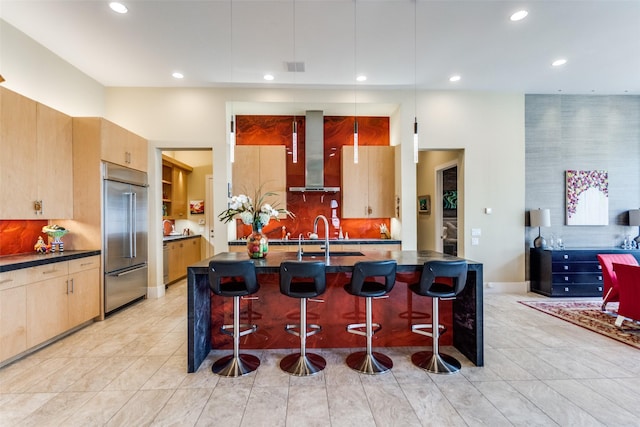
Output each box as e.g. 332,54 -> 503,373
187,250 -> 483,373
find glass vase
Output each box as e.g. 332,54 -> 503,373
247,225 -> 268,258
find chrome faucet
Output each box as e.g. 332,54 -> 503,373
297,233 -> 304,261
313,214 -> 330,262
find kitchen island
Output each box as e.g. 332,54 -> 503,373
187,250 -> 483,373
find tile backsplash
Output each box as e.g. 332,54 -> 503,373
0,220 -> 49,256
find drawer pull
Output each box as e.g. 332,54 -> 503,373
563,254 -> 569,259
598,276 -> 602,281
563,265 -> 569,270
564,276 -> 569,281
598,286 -> 603,291
42,269 -> 59,275
564,287 -> 569,292
0,278 -> 14,284
80,262 -> 94,267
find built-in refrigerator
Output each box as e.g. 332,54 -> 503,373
103,162 -> 148,314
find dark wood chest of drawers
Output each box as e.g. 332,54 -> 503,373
530,248 -> 640,297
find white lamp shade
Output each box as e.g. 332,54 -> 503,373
629,209 -> 640,226
530,209 -> 551,228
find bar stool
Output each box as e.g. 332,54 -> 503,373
409,260 -> 467,374
208,260 -> 261,377
279,261 -> 327,376
344,260 -> 397,374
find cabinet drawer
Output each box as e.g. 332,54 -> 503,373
69,256 -> 100,274
551,272 -> 603,284
551,284 -> 603,296
24,262 -> 69,282
0,268 -> 31,290
551,251 -> 599,262
551,262 -> 601,273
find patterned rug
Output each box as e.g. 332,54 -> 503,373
519,300 -> 640,350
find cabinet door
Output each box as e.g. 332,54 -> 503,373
232,145 -> 261,198
168,241 -> 185,283
26,276 -> 69,347
367,146 -> 395,218
67,268 -> 100,328
0,285 -> 27,362
127,131 -> 148,172
37,103 -> 73,219
341,146 -> 369,218
100,119 -> 129,167
0,87 -> 38,219
183,238 -> 202,268
259,146 -> 287,211
171,166 -> 188,218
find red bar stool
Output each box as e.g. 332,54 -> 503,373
208,260 -> 260,377
344,260 -> 397,374
279,261 -> 327,376
409,260 -> 467,374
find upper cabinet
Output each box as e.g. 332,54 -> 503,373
232,145 -> 287,212
99,119 -> 148,172
341,146 -> 395,218
162,155 -> 193,219
0,87 -> 73,219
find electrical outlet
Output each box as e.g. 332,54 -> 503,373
471,237 -> 480,246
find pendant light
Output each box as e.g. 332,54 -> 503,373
413,0 -> 419,164
229,0 -> 235,163
291,0 -> 298,164
353,0 -> 359,164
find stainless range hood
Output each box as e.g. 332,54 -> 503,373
289,110 -> 340,193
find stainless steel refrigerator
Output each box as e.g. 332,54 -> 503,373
103,162 -> 148,314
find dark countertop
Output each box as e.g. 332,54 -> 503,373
228,238 -> 401,246
163,234 -> 201,243
0,250 -> 102,273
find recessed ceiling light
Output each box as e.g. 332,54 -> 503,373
510,10 -> 528,21
356,75 -> 367,82
263,74 -> 274,81
449,75 -> 461,82
552,58 -> 567,67
109,2 -> 128,14
172,72 -> 184,79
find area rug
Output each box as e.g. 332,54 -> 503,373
519,300 -> 640,350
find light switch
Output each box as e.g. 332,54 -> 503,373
471,237 -> 480,246
472,228 -> 481,236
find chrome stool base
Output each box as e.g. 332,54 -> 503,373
280,352 -> 326,376
212,353 -> 260,377
346,351 -> 393,374
411,350 -> 461,375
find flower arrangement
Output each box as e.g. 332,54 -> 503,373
218,186 -> 293,230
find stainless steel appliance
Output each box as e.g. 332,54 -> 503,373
103,162 -> 148,314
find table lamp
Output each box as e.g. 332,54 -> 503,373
629,209 -> 640,245
530,208 -> 551,248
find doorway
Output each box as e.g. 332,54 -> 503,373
438,165 -> 458,256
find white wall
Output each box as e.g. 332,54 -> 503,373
0,20 -> 104,116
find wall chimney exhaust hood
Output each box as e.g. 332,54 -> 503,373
289,110 -> 340,193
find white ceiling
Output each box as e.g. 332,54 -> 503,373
1,0 -> 639,94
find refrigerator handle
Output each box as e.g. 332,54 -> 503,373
132,192 -> 137,258
126,192 -> 134,258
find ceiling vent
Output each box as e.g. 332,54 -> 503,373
285,61 -> 305,72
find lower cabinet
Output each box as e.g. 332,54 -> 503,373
0,255 -> 100,365
167,237 -> 202,284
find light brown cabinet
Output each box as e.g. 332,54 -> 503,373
232,145 -> 287,212
0,256 -> 100,365
341,146 -> 395,218
100,119 -> 148,172
162,155 -> 193,219
167,237 -> 202,283
0,87 -> 73,219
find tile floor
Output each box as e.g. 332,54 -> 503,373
1,280 -> 640,426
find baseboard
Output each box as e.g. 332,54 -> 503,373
483,281 -> 528,294
147,284 -> 166,299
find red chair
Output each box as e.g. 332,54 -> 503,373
612,263 -> 640,328
597,254 -> 638,311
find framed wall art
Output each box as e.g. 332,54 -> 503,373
566,170 -> 608,225
418,195 -> 431,214
190,200 -> 204,215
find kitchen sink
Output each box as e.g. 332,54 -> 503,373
302,251 -> 364,257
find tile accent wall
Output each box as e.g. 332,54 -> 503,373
236,115 -> 391,239
525,95 -> 640,257
0,220 -> 49,256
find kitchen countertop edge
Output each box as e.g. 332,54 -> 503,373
163,234 -> 201,242
0,250 -> 102,273
228,238 -> 401,246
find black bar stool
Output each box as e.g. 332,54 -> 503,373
344,260 -> 397,374
279,261 -> 327,376
208,260 -> 261,377
409,260 -> 467,374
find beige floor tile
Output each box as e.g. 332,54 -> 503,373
150,387 -> 212,426
106,389 -> 174,426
